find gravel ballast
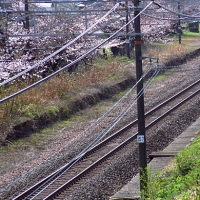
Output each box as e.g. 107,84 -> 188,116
0,52 -> 200,200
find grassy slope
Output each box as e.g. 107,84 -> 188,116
145,134 -> 200,200
142,30 -> 200,200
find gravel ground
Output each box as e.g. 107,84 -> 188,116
66,99 -> 200,200
65,61 -> 200,200
0,54 -> 200,199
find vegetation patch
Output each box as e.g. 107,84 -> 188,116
1,32 -> 200,145
3,76 -> 135,143
143,135 -> 200,200
164,48 -> 200,66
182,30 -> 200,38
152,74 -> 165,82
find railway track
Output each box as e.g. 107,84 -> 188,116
13,79 -> 200,200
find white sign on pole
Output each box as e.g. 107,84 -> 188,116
137,135 -> 145,143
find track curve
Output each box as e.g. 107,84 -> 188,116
13,79 -> 200,200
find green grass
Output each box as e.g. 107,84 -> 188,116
0,130 -> 49,152
144,134 -> 200,200
164,28 -> 200,39
114,55 -> 133,64
182,29 -> 200,38
152,74 -> 165,82
0,88 -> 129,153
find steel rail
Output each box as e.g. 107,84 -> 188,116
13,79 -> 200,200
43,85 -> 200,200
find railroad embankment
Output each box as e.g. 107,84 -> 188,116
3,47 -> 200,144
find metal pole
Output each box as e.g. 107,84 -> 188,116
84,4 -> 88,30
25,0 -> 29,30
134,0 -> 147,197
126,1 -> 130,58
178,0 -> 181,44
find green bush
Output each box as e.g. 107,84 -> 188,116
175,137 -> 200,175
144,135 -> 200,200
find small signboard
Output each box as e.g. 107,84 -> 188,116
137,135 -> 145,143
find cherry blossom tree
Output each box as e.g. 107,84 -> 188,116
0,0 -> 198,81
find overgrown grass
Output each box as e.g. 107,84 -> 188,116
143,30 -> 200,65
0,59 -> 132,139
143,39 -> 187,64
143,134 -> 200,200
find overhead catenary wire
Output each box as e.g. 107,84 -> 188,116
140,1 -> 200,21
142,12 -> 200,21
20,63 -> 161,200
5,2 -> 154,196
7,1 -> 200,196
153,1 -> 200,19
7,61 -> 155,200
12,57 -> 200,198
1,4 -> 200,200
9,0 -> 200,196
72,67 -> 155,157
1,0 -> 200,198
0,1 -> 153,104
1,0 -> 198,162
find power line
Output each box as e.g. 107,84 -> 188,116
0,1 -> 152,93
0,2 -> 120,87
153,1 -> 200,19
5,3 -> 155,197
142,12 -> 200,21
0,1 -> 127,38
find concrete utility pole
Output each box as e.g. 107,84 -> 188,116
134,0 -> 147,197
24,0 -> 29,30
